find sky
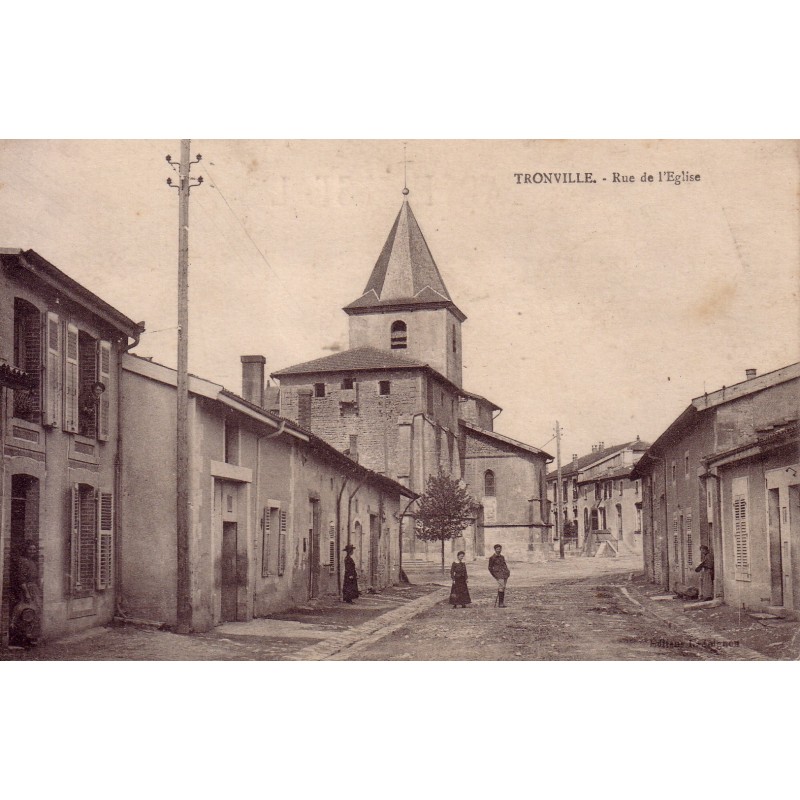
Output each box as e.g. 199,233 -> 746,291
0,139 -> 797,460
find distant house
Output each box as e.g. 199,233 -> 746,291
272,197 -> 552,563
119,353 -> 414,632
0,248 -> 143,646
547,439 -> 649,555
630,364 -> 799,613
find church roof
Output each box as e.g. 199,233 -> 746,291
344,199 -> 466,321
271,346 -> 431,377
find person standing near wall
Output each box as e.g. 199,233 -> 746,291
449,550 -> 471,608
342,544 -> 360,603
488,544 -> 511,608
695,545 -> 714,601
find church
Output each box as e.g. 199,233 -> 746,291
272,193 -> 553,563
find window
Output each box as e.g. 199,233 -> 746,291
684,452 -> 690,479
452,324 -> 457,353
390,320 -> 407,349
618,480 -> 623,496
70,484 -> 113,595
13,299 -> 42,421
635,480 -> 640,496
341,377 -> 354,390
671,462 -> 676,483
484,470 -> 496,497
379,380 -> 391,396
78,331 -> 98,438
314,382 -> 325,398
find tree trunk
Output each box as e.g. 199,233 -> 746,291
441,537 -> 445,574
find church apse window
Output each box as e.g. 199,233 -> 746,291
484,470 -> 496,497
390,320 -> 407,350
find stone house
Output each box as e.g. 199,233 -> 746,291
272,197 -> 552,563
548,440 -> 649,555
630,364 -> 799,614
0,248 -> 143,646
119,353 -> 414,632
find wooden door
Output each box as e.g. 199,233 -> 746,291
221,521 -> 238,622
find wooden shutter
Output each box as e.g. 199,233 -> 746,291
64,323 -> 79,432
686,509 -> 693,566
672,512 -> 679,562
328,521 -> 336,574
96,490 -> 114,589
278,511 -> 287,576
733,478 -> 750,580
69,484 -> 80,594
262,507 -> 271,577
97,340 -> 111,441
43,311 -> 62,427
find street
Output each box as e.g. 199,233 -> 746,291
3,554 -> 797,661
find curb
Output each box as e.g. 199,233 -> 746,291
620,585 -> 768,661
292,586 -> 450,661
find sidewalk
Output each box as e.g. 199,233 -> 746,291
0,582 -> 445,661
625,575 -> 800,661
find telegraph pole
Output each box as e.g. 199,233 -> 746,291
166,141 -> 203,633
556,421 -> 564,559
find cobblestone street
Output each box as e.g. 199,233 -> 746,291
3,554 -> 798,661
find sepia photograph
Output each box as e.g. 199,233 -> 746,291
1,139 -> 797,663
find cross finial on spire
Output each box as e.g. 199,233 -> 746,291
402,142 -> 410,197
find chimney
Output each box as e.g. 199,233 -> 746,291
599,441 -> 604,450
572,453 -> 578,462
297,388 -> 313,429
745,368 -> 757,380
591,445 -> 596,453
241,355 -> 265,407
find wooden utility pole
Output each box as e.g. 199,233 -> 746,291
556,421 -> 564,559
167,141 -> 202,633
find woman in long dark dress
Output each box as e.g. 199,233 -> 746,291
342,544 -> 360,603
449,550 -> 471,608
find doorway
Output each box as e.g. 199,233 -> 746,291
221,521 -> 238,622
369,514 -> 379,587
308,498 -> 320,599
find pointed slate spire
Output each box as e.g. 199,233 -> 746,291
344,196 -> 465,320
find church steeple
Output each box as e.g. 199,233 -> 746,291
344,198 -> 465,321
345,195 -> 465,387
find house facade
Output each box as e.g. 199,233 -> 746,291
119,353 -> 414,632
0,248 -> 143,646
272,197 -> 552,563
630,364 -> 800,614
547,439 -> 649,555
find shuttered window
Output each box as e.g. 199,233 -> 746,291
43,311 -> 62,427
686,509 -> 693,567
97,340 -> 111,441
78,331 -> 98,438
673,512 -> 679,563
733,478 -> 750,581
329,521 -> 336,574
13,299 -> 42,421
64,324 -> 79,432
278,511 -> 287,576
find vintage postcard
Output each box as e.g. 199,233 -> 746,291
0,140 -> 797,663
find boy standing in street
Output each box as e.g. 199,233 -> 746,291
488,544 -> 511,608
